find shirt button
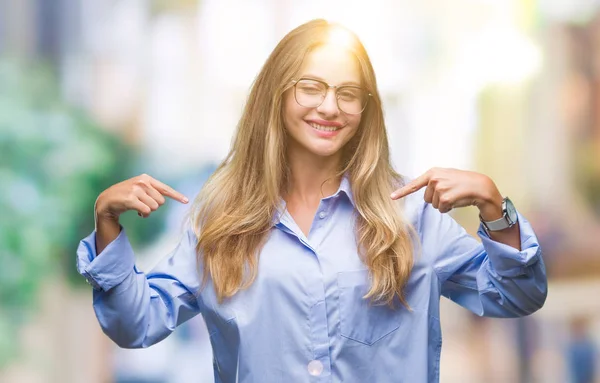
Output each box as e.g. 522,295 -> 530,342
318,211 -> 326,219
307,360 -> 323,376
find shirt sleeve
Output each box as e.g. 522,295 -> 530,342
418,202 -> 548,318
76,226 -> 203,348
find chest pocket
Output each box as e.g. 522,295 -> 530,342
337,269 -> 416,346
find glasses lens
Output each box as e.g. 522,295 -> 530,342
337,87 -> 368,114
294,80 -> 369,114
295,80 -> 326,108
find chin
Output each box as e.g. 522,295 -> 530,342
288,129 -> 353,158
306,143 -> 343,157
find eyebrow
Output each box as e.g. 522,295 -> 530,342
300,74 -> 362,87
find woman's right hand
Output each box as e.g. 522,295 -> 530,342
95,173 -> 189,221
92,174 -> 188,258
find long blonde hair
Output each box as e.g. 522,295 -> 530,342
189,19 -> 417,308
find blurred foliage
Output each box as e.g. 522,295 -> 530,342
0,59 -> 166,367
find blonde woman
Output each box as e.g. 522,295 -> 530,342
77,19 -> 547,382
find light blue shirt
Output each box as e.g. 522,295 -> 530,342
77,176 -> 547,382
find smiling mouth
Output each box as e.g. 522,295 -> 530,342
307,122 -> 342,132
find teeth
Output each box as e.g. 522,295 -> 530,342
308,122 -> 340,132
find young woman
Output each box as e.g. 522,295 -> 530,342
77,19 -> 547,382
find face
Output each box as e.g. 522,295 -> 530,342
283,44 -> 364,160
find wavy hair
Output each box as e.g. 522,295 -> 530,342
189,19 -> 417,308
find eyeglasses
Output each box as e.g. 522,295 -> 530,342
291,78 -> 371,115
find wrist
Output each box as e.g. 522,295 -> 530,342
94,210 -> 120,236
475,181 -> 503,221
478,202 -> 502,222
94,195 -> 119,223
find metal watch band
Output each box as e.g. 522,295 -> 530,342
480,197 -> 518,232
482,215 -> 511,231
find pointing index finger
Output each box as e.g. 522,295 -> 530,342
149,178 -> 189,203
390,172 -> 431,200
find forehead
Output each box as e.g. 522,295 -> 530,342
298,44 -> 361,85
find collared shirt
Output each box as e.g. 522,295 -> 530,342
77,176 -> 547,382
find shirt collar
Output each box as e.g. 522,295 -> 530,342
336,173 -> 355,207
271,173 -> 354,226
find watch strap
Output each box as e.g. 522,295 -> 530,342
481,215 -> 511,231
480,197 -> 517,232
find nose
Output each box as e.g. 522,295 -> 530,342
316,88 -> 340,117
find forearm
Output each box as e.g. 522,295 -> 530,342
486,223 -> 521,250
78,229 -> 201,348
441,224 -> 546,318
93,272 -> 192,349
475,254 -> 546,317
477,189 -> 521,251
94,198 -> 122,255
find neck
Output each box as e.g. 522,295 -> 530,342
284,145 -> 343,207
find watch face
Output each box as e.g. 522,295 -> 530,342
504,197 -> 518,224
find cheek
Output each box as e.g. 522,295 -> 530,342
341,116 -> 362,146
282,92 -> 304,127
347,115 -> 362,132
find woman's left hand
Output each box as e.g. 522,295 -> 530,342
390,167 -> 504,220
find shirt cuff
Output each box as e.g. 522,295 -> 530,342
76,226 -> 136,291
478,211 -> 542,278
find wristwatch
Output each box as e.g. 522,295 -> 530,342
480,197 -> 518,233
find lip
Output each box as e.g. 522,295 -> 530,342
305,120 -> 342,138
305,119 -> 345,128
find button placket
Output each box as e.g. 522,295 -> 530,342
308,299 -> 332,378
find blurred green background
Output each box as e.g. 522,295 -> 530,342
0,58 -> 169,367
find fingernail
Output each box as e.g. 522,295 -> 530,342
182,197 -> 189,203
390,193 -> 397,199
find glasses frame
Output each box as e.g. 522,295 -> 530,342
291,77 -> 372,115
